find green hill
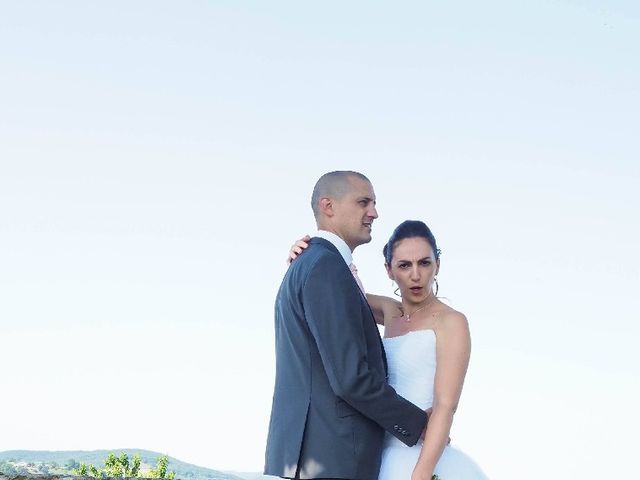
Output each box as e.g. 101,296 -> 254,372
0,450 -> 252,480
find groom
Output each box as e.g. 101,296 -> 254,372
264,171 -> 428,480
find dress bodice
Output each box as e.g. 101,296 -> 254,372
383,329 -> 437,411
379,329 -> 490,479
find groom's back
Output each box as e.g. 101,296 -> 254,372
264,238 -> 386,480
270,240 -> 328,395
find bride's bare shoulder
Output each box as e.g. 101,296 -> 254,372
434,304 -> 469,335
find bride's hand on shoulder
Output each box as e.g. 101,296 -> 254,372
287,235 -> 311,265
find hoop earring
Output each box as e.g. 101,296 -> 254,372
392,281 -> 401,297
433,277 -> 439,296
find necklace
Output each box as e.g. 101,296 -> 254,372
404,297 -> 437,322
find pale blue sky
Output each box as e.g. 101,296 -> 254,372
1,2 -> 638,479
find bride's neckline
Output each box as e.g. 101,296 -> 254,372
383,328 -> 435,341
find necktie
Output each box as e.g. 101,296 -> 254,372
349,262 -> 366,294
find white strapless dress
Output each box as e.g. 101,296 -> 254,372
378,329 -> 488,480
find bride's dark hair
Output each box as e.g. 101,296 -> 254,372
383,220 -> 441,265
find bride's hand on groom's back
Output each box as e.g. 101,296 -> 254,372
287,235 -> 311,265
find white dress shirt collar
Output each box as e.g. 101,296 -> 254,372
314,230 -> 353,266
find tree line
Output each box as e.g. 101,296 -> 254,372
0,453 -> 175,479
74,452 -> 176,479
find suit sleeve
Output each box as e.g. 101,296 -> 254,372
302,254 -> 428,446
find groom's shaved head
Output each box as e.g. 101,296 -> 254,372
311,170 -> 371,219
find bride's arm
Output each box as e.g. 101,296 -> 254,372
366,294 -> 403,326
412,312 -> 471,480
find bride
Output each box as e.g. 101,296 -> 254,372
289,220 -> 488,480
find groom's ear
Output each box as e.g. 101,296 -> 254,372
319,197 -> 334,217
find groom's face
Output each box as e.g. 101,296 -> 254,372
333,176 -> 378,251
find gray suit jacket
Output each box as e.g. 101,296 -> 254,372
264,238 -> 428,480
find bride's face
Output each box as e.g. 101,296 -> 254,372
385,237 -> 439,304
